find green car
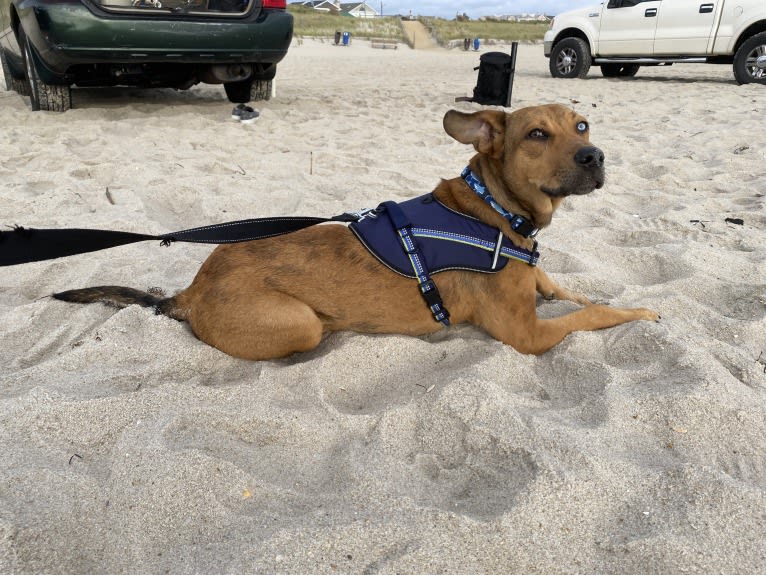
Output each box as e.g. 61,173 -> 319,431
0,0 -> 293,111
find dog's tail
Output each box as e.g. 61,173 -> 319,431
52,286 -> 183,320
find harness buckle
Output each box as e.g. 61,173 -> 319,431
419,279 -> 449,318
510,215 -> 538,238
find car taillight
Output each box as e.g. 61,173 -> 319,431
263,0 -> 286,8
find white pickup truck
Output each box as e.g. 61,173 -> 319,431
543,0 -> 766,84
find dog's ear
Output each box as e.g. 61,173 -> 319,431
443,110 -> 506,158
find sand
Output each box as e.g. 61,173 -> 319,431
1,40 -> 765,574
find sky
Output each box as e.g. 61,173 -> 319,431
373,1 -> 596,19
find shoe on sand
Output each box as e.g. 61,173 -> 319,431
240,108 -> 260,124
231,103 -> 253,121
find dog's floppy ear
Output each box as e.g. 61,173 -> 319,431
443,110 -> 506,159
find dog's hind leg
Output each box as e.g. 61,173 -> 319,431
184,291 -> 325,361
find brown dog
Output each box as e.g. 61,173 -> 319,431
54,104 -> 659,360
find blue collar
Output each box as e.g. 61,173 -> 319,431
461,167 -> 539,238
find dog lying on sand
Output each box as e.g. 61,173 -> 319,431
54,104 -> 659,360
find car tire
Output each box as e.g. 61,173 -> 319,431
223,79 -> 253,103
21,29 -> 72,112
224,77 -> 274,103
733,32 -> 766,85
250,79 -> 273,102
600,64 -> 640,78
549,38 -> 591,79
1,45 -> 31,96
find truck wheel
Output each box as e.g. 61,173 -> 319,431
733,32 -> 766,84
549,38 -> 592,79
21,30 -> 71,111
601,64 -> 640,78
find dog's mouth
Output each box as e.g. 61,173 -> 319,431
542,171 -> 605,198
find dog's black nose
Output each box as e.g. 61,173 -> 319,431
574,146 -> 605,169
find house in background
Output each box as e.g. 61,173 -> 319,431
294,1 -> 379,18
341,2 -> 378,18
479,13 -> 551,22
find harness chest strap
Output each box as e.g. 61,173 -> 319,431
383,201 -> 452,326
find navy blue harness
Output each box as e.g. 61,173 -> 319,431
349,168 -> 539,326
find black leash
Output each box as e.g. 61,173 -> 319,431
0,214 -> 359,267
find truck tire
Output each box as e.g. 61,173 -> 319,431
549,38 -> 592,79
600,64 -> 640,78
21,29 -> 71,112
733,32 -> 766,85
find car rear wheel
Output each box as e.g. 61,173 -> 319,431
223,79 -> 252,103
224,78 -> 274,103
250,79 -> 273,101
549,38 -> 591,79
600,64 -> 640,78
1,46 -> 31,96
21,30 -> 72,112
733,32 -> 766,85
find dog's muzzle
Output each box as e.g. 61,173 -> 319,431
576,145 -> 605,191
543,145 -> 606,198
574,146 -> 605,171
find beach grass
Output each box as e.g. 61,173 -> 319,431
289,6 -> 403,40
421,18 -> 549,44
288,6 -> 549,44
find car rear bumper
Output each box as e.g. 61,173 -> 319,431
20,0 -> 292,74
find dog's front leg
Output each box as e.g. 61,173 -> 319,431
475,272 -> 658,355
486,304 -> 660,355
527,305 -> 660,354
534,267 -> 591,305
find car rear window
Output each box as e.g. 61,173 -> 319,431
98,0 -> 254,15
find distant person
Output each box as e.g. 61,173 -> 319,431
464,38 -> 470,51
473,37 -> 480,51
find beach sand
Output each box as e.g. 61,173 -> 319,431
1,40 -> 765,574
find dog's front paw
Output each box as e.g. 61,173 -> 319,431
508,231 -> 536,252
554,288 -> 592,306
638,308 -> 661,322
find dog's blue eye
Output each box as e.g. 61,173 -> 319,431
576,121 -> 588,133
